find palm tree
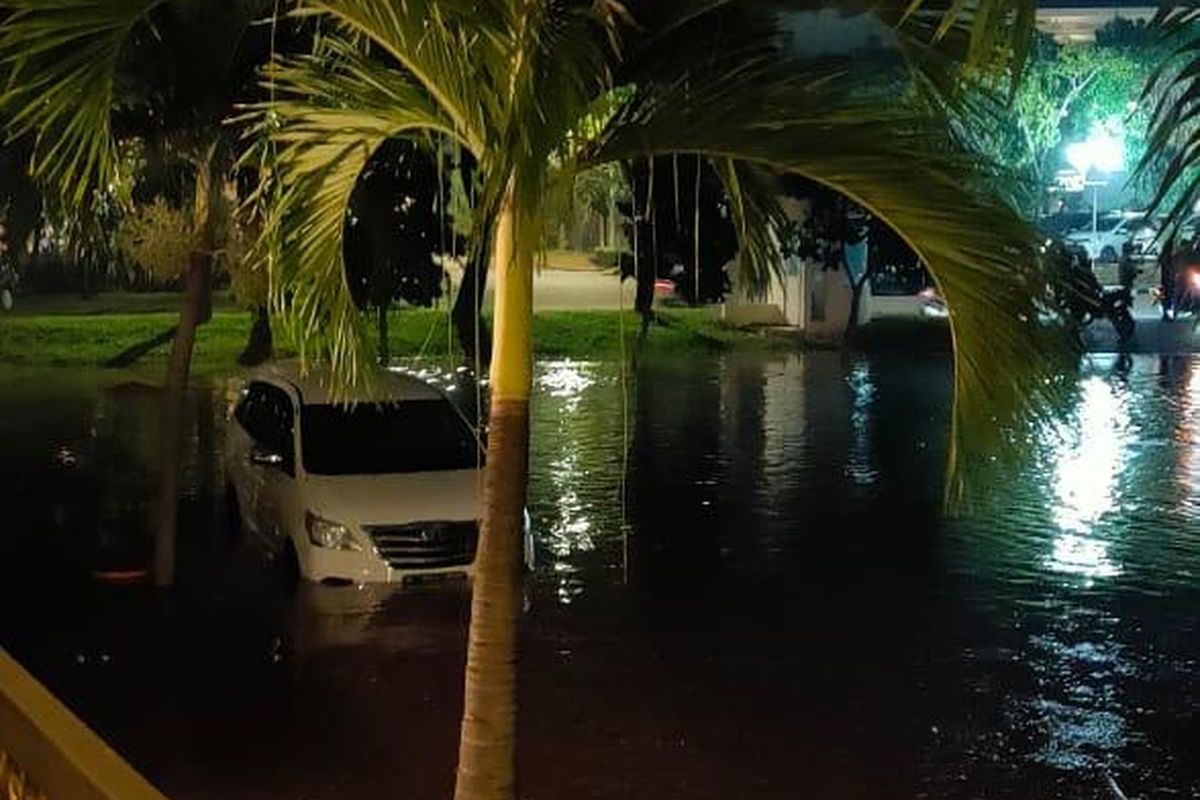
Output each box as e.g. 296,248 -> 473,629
248,2 -> 1068,798
0,0 -> 278,584
1135,5 -> 1200,234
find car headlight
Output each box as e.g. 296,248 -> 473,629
305,511 -> 361,551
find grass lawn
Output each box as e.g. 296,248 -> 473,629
0,305 -> 776,375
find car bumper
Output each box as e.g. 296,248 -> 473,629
300,546 -> 475,585
297,512 -> 532,585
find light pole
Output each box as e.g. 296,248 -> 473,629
1066,132 -> 1125,238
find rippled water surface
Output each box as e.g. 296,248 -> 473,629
0,353 -> 1197,799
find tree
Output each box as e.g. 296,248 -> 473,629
621,155 -> 740,314
779,175 -> 873,330
0,141 -> 40,274
343,136 -> 450,363
975,26 -> 1168,216
0,0 -> 281,586
572,163 -> 626,251
1136,4 -> 1200,232
250,3 -> 1067,800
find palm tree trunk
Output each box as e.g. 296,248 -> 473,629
608,194 -> 617,252
847,272 -> 870,332
455,188 -> 530,800
237,305 -> 273,366
635,256 -> 655,335
377,303 -> 390,365
453,227 -> 493,363
153,253 -> 211,587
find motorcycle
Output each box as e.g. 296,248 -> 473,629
1046,239 -> 1136,344
1171,260 -> 1200,318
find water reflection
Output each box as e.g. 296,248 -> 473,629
1045,374 -> 1128,581
538,360 -> 595,407
846,357 -> 877,486
530,361 -> 619,604
0,354 -> 1198,799
1174,358 -> 1200,518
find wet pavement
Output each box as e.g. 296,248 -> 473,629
0,352 -> 1197,799
1084,314 -> 1200,353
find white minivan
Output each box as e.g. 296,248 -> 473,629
1065,212 -> 1160,262
225,363 -> 493,585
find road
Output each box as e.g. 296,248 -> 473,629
445,262 -> 635,311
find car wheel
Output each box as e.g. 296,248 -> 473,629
1101,245 -> 1118,263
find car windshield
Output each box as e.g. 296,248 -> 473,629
301,399 -> 480,475
1097,216 -> 1124,233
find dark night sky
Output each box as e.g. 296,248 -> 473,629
782,1 -> 1155,54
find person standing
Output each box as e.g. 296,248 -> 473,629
1159,234 -> 1177,321
1119,241 -> 1138,293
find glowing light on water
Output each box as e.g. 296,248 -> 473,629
1179,361 -> 1200,513
538,361 -> 594,408
1046,376 -> 1126,580
535,362 -> 601,604
1047,534 -> 1121,579
846,359 -> 877,486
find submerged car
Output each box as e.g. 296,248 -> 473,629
225,363 -> 519,586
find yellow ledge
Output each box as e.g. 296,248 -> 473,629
0,648 -> 169,800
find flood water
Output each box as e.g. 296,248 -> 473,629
0,352 -> 1197,799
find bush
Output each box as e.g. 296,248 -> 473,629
590,248 -> 625,269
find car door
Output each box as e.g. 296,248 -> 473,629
250,383 -> 298,550
230,382 -> 272,534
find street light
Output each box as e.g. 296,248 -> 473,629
1065,130 -> 1126,237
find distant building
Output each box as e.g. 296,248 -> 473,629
1036,1 -> 1154,43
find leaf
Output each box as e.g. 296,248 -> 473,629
1133,2 -> 1200,236
587,53 -> 1076,505
0,0 -> 167,205
240,34 -> 462,393
712,158 -> 788,298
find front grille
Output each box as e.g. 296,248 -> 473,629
365,521 -> 478,570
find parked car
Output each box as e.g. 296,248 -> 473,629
917,286 -> 948,318
871,261 -> 931,296
653,277 -> 677,302
1040,210 -> 1095,239
225,362 -> 529,586
1064,212 -> 1159,263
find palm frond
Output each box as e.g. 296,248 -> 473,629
483,0 -> 624,269
885,0 -> 1038,84
0,0 -> 166,205
589,56 -> 1076,504
712,158 -> 788,297
296,0 -> 504,153
1133,3 -> 1200,236
242,35 -> 462,391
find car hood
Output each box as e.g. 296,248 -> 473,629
301,469 -> 480,528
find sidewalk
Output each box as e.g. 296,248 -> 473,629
1084,316 -> 1200,353
445,261 -> 634,311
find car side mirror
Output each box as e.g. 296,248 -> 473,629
249,445 -> 285,469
